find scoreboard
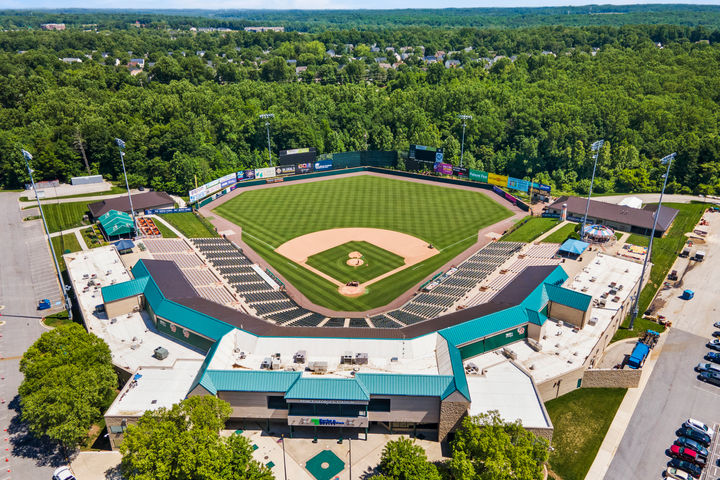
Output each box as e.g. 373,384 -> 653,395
279,147 -> 317,166
409,145 -> 444,163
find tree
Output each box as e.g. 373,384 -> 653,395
448,411 -> 549,480
18,323 -> 117,449
120,396 -> 273,480
377,437 -> 441,480
260,56 -> 293,82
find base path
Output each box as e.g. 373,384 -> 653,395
200,171 -> 527,317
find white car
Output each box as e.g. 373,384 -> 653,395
52,466 -> 76,480
683,418 -> 714,438
665,467 -> 692,480
695,363 -> 720,374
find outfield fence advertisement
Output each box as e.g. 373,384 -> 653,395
296,163 -> 314,174
255,167 -> 276,179
507,177 -> 530,193
469,169 -> 488,182
434,162 -> 453,175
145,207 -> 193,215
275,165 -> 295,175
314,160 -> 333,171
488,173 -> 509,187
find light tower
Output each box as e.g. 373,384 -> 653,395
580,139 -> 604,240
457,114 -> 472,168
259,113 -> 275,166
115,138 -> 137,237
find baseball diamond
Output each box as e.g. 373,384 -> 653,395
212,174 -> 513,311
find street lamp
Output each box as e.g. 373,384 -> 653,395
629,152 -> 676,330
580,139 -> 605,240
259,113 -> 275,166
21,149 -> 73,320
115,138 -> 137,238
457,114 -> 472,168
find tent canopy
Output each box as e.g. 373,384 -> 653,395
581,224 -> 615,239
112,239 -> 135,251
559,239 -> 589,256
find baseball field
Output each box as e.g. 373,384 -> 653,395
213,175 -> 513,311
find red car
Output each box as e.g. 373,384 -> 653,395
670,445 -> 706,467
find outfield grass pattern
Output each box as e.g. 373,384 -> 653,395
542,222 -> 579,244
43,201 -> 90,233
501,217 -> 559,242
160,212 -> 218,238
214,176 -> 512,310
306,241 -> 405,284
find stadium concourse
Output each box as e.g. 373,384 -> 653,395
63,229 -> 646,458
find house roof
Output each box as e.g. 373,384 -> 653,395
98,210 -> 134,236
101,276 -> 148,303
285,378 -> 370,402
203,370 -> 302,395
545,283 -> 593,311
355,373 -> 457,399
88,191 -> 174,218
548,196 -> 678,232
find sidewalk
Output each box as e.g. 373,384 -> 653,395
534,220 -> 570,242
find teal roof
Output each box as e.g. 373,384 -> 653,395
526,308 -> 548,326
545,283 -> 592,311
131,260 -> 150,279
101,277 -> 148,303
446,344 -> 471,401
439,305 -> 529,347
286,378 -> 370,402
204,370 -> 302,395
355,373 -> 456,398
188,340 -> 223,395
153,298 -> 233,341
98,210 -> 134,236
522,265 -> 568,312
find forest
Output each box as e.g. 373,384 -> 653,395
0,10 -> 719,196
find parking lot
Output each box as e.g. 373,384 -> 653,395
702,423 -> 720,480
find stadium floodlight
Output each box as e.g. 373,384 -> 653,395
457,114 -> 473,168
580,139 -> 605,241
630,152 -> 675,330
259,113 -> 275,166
21,148 -> 73,320
115,138 -> 137,237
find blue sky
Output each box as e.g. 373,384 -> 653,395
5,0 -> 720,10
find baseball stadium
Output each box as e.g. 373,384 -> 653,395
63,154 -> 648,463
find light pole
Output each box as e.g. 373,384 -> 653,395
259,113 -> 275,166
115,138 -> 136,238
457,114 -> 472,168
281,433 -> 288,480
21,149 -> 72,320
629,152 -> 675,330
581,139 -> 604,240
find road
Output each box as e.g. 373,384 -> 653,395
604,211 -> 720,479
0,192 -> 66,479
592,193 -> 719,205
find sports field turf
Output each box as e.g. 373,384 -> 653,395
306,241 -> 405,284
160,212 -> 218,238
501,217 -> 559,242
213,175 -> 512,310
42,201 -> 91,233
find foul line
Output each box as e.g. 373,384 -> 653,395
242,231 -> 278,251
439,233 -> 478,253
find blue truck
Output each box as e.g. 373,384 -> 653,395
627,330 -> 660,369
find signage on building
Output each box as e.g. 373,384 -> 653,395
288,416 -> 369,428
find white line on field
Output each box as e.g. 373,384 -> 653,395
439,233 -> 478,253
243,232 -> 278,250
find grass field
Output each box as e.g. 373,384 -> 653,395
153,218 -> 179,238
545,388 -> 627,480
214,175 -> 512,310
42,201 -> 91,233
501,217 -> 559,242
51,233 -> 82,271
542,222 -> 579,244
306,241 -> 405,284
160,212 -> 217,238
612,202 -> 707,341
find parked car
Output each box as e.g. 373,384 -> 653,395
667,458 -> 702,479
674,437 -> 709,459
669,445 -> 706,467
694,363 -> 720,374
665,467 -> 693,480
708,339 -> 720,351
683,418 -> 715,437
676,427 -> 711,447
52,466 -> 76,480
713,321 -> 720,329
706,351 -> 720,364
712,331 -> 720,338
698,370 -> 720,387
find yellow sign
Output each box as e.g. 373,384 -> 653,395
488,173 -> 508,187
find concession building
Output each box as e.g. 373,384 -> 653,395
88,191 -> 174,219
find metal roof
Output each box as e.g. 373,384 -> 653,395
559,239 -> 589,255
101,277 -> 148,303
153,299 -> 234,342
439,305 -> 529,347
526,308 -> 548,326
545,283 -> 592,311
285,378 -> 370,402
204,370 -> 301,395
446,344 -> 471,401
355,373 -> 455,398
89,191 -> 174,218
519,265 -> 567,312
98,210 -> 134,236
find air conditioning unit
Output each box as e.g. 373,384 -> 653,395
308,361 -> 328,373
153,347 -> 169,360
354,353 -> 368,365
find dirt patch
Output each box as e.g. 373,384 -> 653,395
338,284 -> 366,297
349,251 -> 362,258
346,258 -> 364,267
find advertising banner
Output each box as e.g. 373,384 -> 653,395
145,207 -> 193,215
296,163 -> 314,174
453,166 -> 469,178
255,167 -> 276,179
189,185 -> 207,203
504,191 -> 518,205
532,181 -> 552,192
206,183 -> 223,195
206,178 -> 220,188
469,169 -> 489,182
283,148 -> 310,155
488,173 -> 509,187
275,165 -> 295,176
434,162 -> 453,175
507,177 -> 530,193
237,169 -> 255,181
314,160 -> 333,171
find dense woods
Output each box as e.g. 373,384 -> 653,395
1,9 -> 719,196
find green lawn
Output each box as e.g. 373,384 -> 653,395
42,310 -> 74,328
159,212 -> 217,238
501,217 -> 559,242
613,202 -> 707,341
153,218 -> 178,238
306,241 -> 405,284
542,222 -> 579,244
545,388 -> 627,480
42,201 -> 91,233
51,233 -> 82,271
214,175 -> 512,310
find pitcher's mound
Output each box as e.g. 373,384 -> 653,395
346,258 -> 364,266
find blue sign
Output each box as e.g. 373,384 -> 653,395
144,207 -> 193,215
314,160 -> 333,171
435,151 -> 444,162
532,181 -> 552,192
507,177 -> 530,193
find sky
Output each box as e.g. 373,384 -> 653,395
4,0 -> 720,10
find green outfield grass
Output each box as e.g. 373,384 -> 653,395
42,201 -> 91,233
213,175 -> 512,310
306,241 -> 405,284
501,217 -> 559,242
541,222 -> 579,244
160,212 -> 218,238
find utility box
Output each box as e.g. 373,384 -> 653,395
153,347 -> 169,360
294,350 -> 307,363
355,353 -> 369,365
341,352 -> 354,365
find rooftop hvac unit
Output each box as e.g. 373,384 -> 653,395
271,359 -> 282,370
308,361 -> 328,373
354,353 -> 368,365
294,350 -> 307,363
341,352 -> 354,365
260,357 -> 272,369
153,347 -> 169,360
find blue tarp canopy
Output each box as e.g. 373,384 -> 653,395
112,239 -> 135,251
559,239 -> 589,256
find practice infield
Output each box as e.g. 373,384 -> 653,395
306,240 -> 405,284
213,175 -> 513,311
